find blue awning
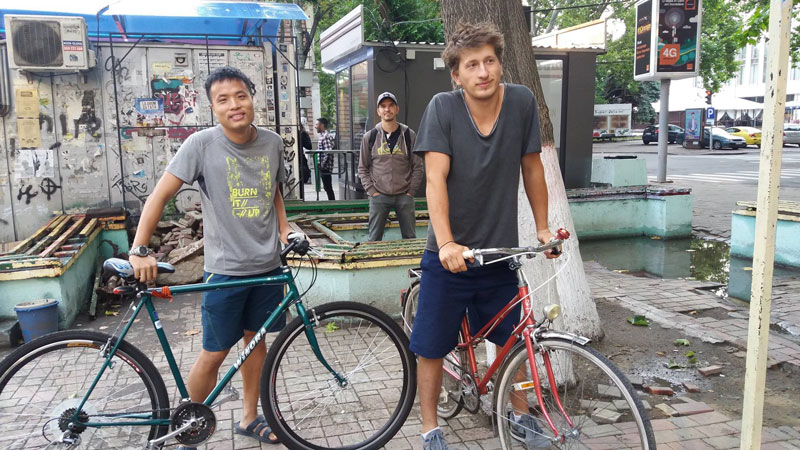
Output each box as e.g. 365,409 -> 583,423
0,1 -> 307,41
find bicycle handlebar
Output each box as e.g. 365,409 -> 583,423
462,228 -> 570,262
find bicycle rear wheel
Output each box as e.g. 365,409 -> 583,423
494,337 -> 655,449
401,280 -> 419,337
0,330 -> 170,449
261,301 -> 417,450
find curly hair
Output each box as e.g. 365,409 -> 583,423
204,66 -> 257,100
441,21 -> 504,73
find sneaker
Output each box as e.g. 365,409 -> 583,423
508,411 -> 552,449
421,428 -> 450,450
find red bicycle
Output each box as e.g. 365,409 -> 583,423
403,229 -> 655,449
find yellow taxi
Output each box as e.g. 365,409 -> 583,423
725,126 -> 761,147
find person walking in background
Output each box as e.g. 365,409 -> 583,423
315,118 -> 336,200
358,92 -> 423,241
299,123 -> 312,184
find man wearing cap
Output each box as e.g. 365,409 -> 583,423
358,92 -> 424,241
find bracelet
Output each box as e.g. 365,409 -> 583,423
438,240 -> 455,250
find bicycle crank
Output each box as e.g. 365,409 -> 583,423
460,373 -> 481,414
169,402 -> 216,446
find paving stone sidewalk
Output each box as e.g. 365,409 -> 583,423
25,258 -> 796,450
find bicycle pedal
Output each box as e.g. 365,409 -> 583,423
211,385 -> 240,407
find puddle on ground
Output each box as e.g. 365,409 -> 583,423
580,236 -> 800,301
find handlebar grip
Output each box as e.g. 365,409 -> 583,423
462,249 -> 475,260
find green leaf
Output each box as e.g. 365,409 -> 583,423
684,350 -> 695,357
325,321 -> 339,333
626,315 -> 650,326
666,360 -> 684,369
674,339 -> 691,346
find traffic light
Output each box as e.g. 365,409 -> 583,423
705,90 -> 712,105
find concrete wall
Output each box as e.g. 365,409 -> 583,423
570,193 -> 693,239
0,41 -> 300,243
731,212 -> 800,268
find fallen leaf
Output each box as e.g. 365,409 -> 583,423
657,351 -> 666,356
685,350 -> 695,357
674,339 -> 691,346
688,310 -> 698,315
627,315 -> 650,326
325,321 -> 339,333
666,360 -> 684,369
105,311 -> 119,316
184,329 -> 201,336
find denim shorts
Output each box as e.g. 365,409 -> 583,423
409,250 -> 521,359
201,269 -> 286,352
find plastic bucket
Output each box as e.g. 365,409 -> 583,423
14,299 -> 59,343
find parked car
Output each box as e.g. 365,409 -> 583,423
785,123 -> 800,146
642,124 -> 684,144
726,126 -> 761,147
593,129 -> 614,141
701,127 -> 747,149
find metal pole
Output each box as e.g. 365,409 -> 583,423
740,0 -> 792,447
108,34 -> 128,210
656,78 -> 670,182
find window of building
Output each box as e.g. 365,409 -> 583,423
350,61 -> 369,148
790,63 -> 800,81
335,69 -> 351,149
749,44 -> 761,85
736,47 -> 746,85
536,58 -> 563,149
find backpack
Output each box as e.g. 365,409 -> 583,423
368,127 -> 412,154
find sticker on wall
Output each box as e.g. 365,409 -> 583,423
198,51 -> 227,70
15,88 -> 39,117
16,149 -> 55,178
152,62 -> 173,75
135,98 -> 166,126
17,118 -> 41,148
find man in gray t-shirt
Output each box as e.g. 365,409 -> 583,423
129,67 -> 289,446
409,23 -> 560,450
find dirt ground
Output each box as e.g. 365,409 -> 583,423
593,298 -> 800,428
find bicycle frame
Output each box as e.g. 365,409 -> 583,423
445,264 -> 574,439
76,266 -> 344,429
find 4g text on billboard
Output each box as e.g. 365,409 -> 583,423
634,0 -> 702,81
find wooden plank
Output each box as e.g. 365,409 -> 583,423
7,215 -> 63,255
39,217 -> 86,258
26,215 -> 73,256
79,218 -> 99,236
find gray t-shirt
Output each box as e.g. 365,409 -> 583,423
414,83 -> 542,252
166,125 -> 286,275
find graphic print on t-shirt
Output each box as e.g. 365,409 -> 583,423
376,140 -> 393,156
225,156 -> 273,219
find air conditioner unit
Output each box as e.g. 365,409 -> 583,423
4,15 -> 93,71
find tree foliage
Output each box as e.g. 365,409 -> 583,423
735,0 -> 800,66
303,0 -> 443,123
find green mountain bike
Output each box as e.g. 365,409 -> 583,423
0,236 -> 417,450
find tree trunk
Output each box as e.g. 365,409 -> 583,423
440,0 -> 603,339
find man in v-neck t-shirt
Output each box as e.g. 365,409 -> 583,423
410,22 -> 561,450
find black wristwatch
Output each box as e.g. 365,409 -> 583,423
130,245 -> 150,257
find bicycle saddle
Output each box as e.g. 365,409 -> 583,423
103,258 -> 175,279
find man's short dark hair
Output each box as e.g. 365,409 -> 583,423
204,66 -> 256,100
317,118 -> 329,129
442,21 -> 504,72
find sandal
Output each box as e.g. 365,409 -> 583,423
234,415 -> 279,444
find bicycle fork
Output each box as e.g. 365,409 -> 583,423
297,302 -> 347,386
520,328 -> 576,441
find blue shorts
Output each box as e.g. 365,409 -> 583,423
201,269 -> 286,352
409,250 -> 521,359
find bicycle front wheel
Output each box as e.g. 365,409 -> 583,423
494,337 -> 655,449
261,301 -> 417,450
0,330 -> 170,449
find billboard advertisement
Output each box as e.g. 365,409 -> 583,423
684,108 -> 704,148
634,0 -> 702,81
657,0 -> 700,73
635,0 -> 653,78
